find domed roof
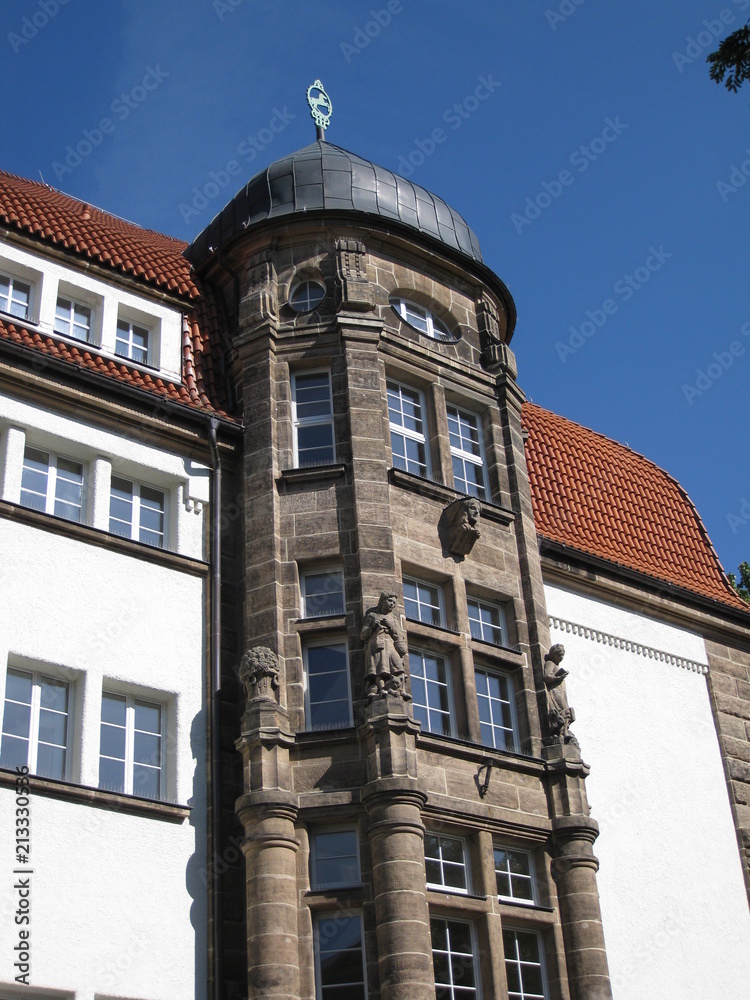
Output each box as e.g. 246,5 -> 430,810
186,141 -> 483,266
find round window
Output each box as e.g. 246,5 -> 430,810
290,280 -> 326,313
390,297 -> 456,342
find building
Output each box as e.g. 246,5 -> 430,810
0,130 -> 749,1000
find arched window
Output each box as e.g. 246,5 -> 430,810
390,297 -> 455,341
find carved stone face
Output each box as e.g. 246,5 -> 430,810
465,499 -> 481,526
548,643 -> 565,664
383,593 -> 397,613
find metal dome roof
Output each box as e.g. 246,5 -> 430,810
186,141 -> 483,266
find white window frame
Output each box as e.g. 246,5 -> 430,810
409,648 -> 455,737
475,667 -> 518,751
109,475 -> 167,548
503,927 -> 549,1000
467,597 -> 507,647
402,576 -> 444,627
446,404 -> 488,500
430,917 -> 480,999
289,279 -> 326,313
291,369 -> 336,468
54,293 -> 93,343
0,270 -> 33,321
301,566 -> 345,618
20,446 -> 85,523
494,845 -> 537,905
310,828 -> 361,890
390,297 -> 454,342
387,380 -> 430,478
98,690 -> 165,799
115,315 -> 151,366
303,640 -> 353,731
313,912 -> 367,1000
0,667 -> 73,781
424,831 -> 470,894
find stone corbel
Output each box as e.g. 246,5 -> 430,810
438,497 -> 481,557
239,645 -> 280,704
244,252 -> 278,325
335,237 -> 374,311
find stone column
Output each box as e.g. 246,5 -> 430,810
360,698 -> 435,1000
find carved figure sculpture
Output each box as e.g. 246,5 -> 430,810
360,592 -> 409,699
438,496 -> 482,557
543,644 -> 577,743
239,645 -> 280,704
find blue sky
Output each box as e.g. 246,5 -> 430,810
2,0 -> 748,577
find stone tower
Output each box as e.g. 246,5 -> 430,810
188,141 -> 613,1000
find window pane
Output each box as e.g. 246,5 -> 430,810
135,701 -> 161,734
313,830 -> 359,888
38,708 -> 67,746
20,448 -> 49,510
133,764 -> 160,799
5,669 -> 33,705
2,700 -> 31,738
101,692 -> 127,725
99,756 -> 125,793
0,734 -> 28,770
297,424 -> 334,464
304,570 -> 344,617
36,743 -> 66,779
100,723 -> 126,760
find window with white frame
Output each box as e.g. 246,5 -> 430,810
467,598 -> 507,646
410,649 -> 454,736
303,641 -> 352,730
503,928 -> 548,1000
54,294 -> 93,343
302,567 -> 345,618
0,271 -> 31,320
311,829 -> 360,889
314,913 -> 366,1000
403,577 -> 443,626
475,668 -> 517,751
109,476 -> 166,548
390,297 -> 455,342
387,380 -> 430,477
20,447 -> 84,522
1,668 -> 71,780
115,317 -> 150,365
424,832 -> 469,893
292,371 -> 335,467
494,846 -> 536,904
446,405 -> 487,499
289,279 -> 326,313
98,692 -> 163,799
430,917 -> 479,999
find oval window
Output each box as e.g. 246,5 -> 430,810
390,297 -> 455,342
290,280 -> 326,313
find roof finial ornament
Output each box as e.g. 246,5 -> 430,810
307,79 -> 332,141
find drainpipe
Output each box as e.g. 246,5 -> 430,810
208,415 -> 223,1000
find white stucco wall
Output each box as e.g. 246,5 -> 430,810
0,517 -> 207,999
544,582 -> 750,998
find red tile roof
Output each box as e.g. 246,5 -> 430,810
0,171 -> 198,300
522,402 -> 748,612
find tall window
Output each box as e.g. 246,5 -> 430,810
447,405 -> 487,499
302,568 -> 345,618
410,649 -> 453,736
54,295 -> 92,342
0,272 -> 31,319
475,668 -> 516,750
292,371 -> 335,467
387,380 -> 429,477
468,598 -> 507,646
99,692 -> 163,799
431,918 -> 478,999
311,829 -> 360,889
115,317 -> 150,365
1,668 -> 70,779
503,929 -> 548,1000
109,477 -> 166,548
403,577 -> 443,626
304,642 -> 352,730
20,447 -> 84,522
494,846 -> 536,904
424,833 -> 468,893
314,913 -> 366,1000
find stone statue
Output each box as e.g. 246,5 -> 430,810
438,497 -> 481,557
239,645 -> 280,704
360,592 -> 409,699
543,644 -> 577,744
